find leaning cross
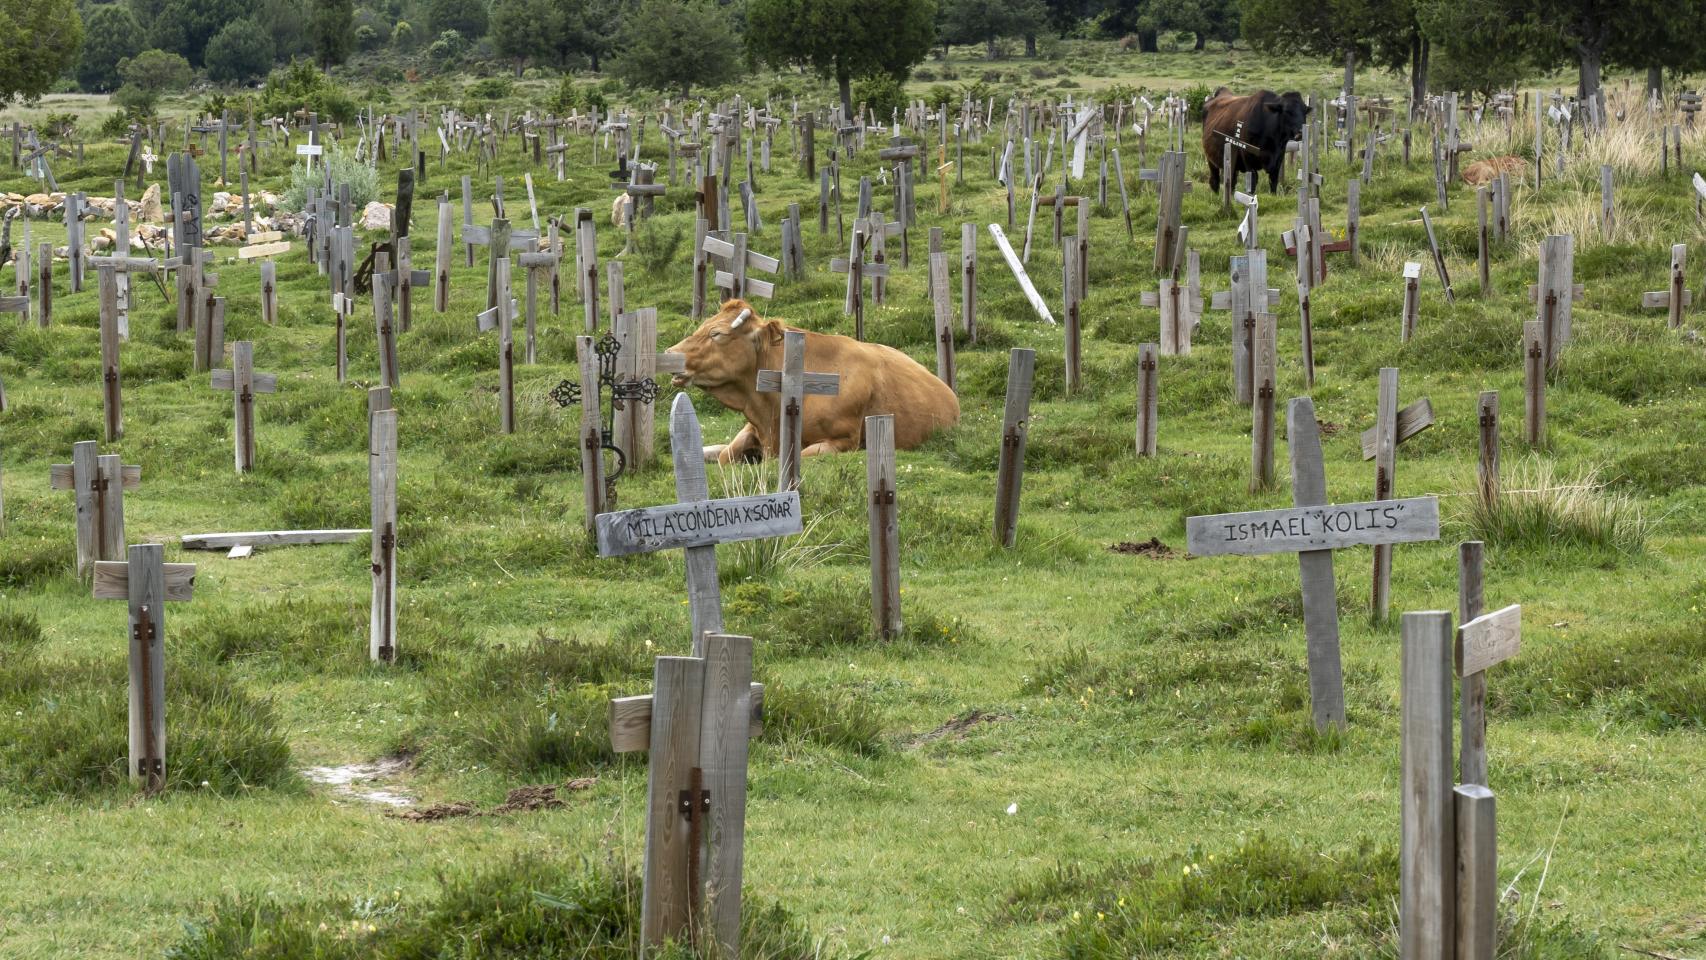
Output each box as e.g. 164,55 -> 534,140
1185,397 -> 1442,731
210,341 -> 279,473
93,543 -> 196,793
756,328 -> 842,492
1361,369 -> 1434,622
704,232 -> 780,301
50,440 -> 141,577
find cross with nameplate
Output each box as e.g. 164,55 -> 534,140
1186,397 -> 1442,731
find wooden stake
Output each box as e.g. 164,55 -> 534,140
866,414 -> 901,639
98,268 -> 123,442
993,348 -> 1035,548
1250,313 -> 1276,492
369,408 -> 398,662
1477,392 -> 1499,507
577,336 -> 606,528
1400,609 -> 1456,960
960,222 -> 977,340
1454,784 -> 1498,960
1135,343 -> 1157,456
1523,320 -> 1545,447
1289,398 -> 1348,732
1371,368 -> 1399,621
1402,262 -> 1421,341
1062,240 -> 1080,392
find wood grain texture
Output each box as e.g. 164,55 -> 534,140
639,656 -> 705,946
1457,604 -> 1521,677
1288,398 -> 1347,732
609,683 -> 764,753
125,544 -> 168,789
182,529 -> 367,550
932,252 -> 956,390
98,268 -> 123,441
1359,398 -> 1436,459
1186,496 -> 1440,557
93,559 -> 196,601
671,394 -> 724,657
1477,392 -> 1500,506
698,633 -> 755,956
1458,541 -> 1488,786
866,415 -> 901,638
596,493 -> 802,558
1135,343 -> 1158,457
777,330 -> 806,492
369,409 -> 398,662
1454,784 -> 1498,960
1523,320 -> 1546,446
1401,610 -> 1456,960
577,336 -> 605,532
1371,368 -> 1400,622
96,455 -> 126,564
993,348 -> 1036,547
987,223 -> 1056,324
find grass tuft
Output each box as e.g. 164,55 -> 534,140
1453,457 -> 1652,561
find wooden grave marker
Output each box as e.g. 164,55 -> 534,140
1420,206 -> 1455,304
756,327 -> 841,492
93,543 -> 196,792
866,414 -> 901,638
993,348 -> 1036,547
575,335 -> 608,529
1456,541 -> 1520,787
1212,251 -> 1281,405
476,261 -> 519,434
50,441 -> 139,577
1249,310 -> 1277,491
1401,262 -> 1422,340
518,244 -> 563,364
1186,398 -> 1442,731
1135,343 -> 1158,456
706,232 -> 780,302
1364,369 -> 1435,622
210,341 -> 279,473
828,218 -> 888,339
613,308 -> 664,471
1526,234 -> 1583,368
987,223 -> 1055,325
370,407 -> 398,662
1641,243 -> 1691,328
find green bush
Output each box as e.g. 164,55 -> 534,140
258,59 -> 358,124
466,76 -> 514,102
282,147 -> 379,212
852,73 -> 906,117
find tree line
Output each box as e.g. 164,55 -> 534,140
2,0 -> 1703,118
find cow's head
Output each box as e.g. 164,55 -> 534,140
664,299 -> 783,391
1265,91 -> 1312,143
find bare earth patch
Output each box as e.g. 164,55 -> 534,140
301,756 -> 415,807
907,710 -> 1009,748
389,779 -> 598,822
1109,537 -> 1178,558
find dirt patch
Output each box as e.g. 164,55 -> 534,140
1108,537 -> 1176,558
389,779 -> 597,822
907,710 -> 1009,748
302,756 -> 415,807
1317,419 -> 1344,436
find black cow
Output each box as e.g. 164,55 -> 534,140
1201,89 -> 1312,194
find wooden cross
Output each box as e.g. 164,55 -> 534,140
993,348 -> 1036,547
865,414 -> 901,638
1212,251 -> 1281,405
1420,205 -> 1455,305
1526,234 -> 1584,368
1641,243 -> 1692,329
755,328 -> 842,491
1456,540 -> 1520,787
1135,343 -> 1158,456
987,223 -> 1055,325
1186,397 -> 1442,731
828,218 -> 890,339
1362,369 -> 1435,622
210,341 -> 279,473
370,406 -> 398,662
1140,151 -> 1190,272
93,543 -> 196,793
704,232 -> 780,301
331,291 -> 354,382
476,265 -> 519,434
50,440 -> 140,577
517,245 -> 562,364
1035,183 -> 1079,246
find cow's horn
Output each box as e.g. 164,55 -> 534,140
731,307 -> 752,329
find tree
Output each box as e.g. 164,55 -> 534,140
130,0 -> 246,66
491,0 -> 562,73
0,0 -> 83,104
425,0 -> 488,37
114,48 -> 193,116
77,4 -> 143,93
939,0 -> 1045,59
205,18 -> 276,84
256,0 -> 313,60
311,0 -> 354,67
749,0 -> 936,117
611,0 -> 739,94
559,0 -> 631,72
1145,0 -> 1238,51
1244,0 -> 1427,106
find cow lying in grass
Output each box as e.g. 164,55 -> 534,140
664,299 -> 961,464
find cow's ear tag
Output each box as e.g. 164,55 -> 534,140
731,308 -> 752,330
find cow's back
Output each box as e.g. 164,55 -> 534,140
800,330 -> 959,447
1202,92 -> 1263,155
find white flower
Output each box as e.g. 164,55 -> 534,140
1006,802 -> 1018,816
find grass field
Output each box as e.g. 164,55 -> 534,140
2,45 -> 1705,959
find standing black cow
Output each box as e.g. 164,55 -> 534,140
1201,89 -> 1312,194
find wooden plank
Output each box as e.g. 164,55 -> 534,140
932,251 -> 956,390
987,223 -> 1056,324
866,415 -> 901,638
776,330 -> 807,491
1360,398 -> 1435,458
993,349 -> 1035,547
1371,368 -> 1400,622
1458,541 -> 1488,786
961,222 -> 977,339
51,462 -> 140,490
754,370 -> 841,394
1454,784 -> 1498,960
93,559 -> 197,601
578,336 -> 605,530
1186,496 -> 1440,557
96,456 -> 126,564
181,529 -> 367,550
698,633 -> 755,957
1400,610 -> 1456,960
1523,320 -> 1546,447
72,441 -> 99,577
369,409 -> 398,662
610,683 -> 764,753
596,492 -> 802,558
1457,604 -> 1521,677
1477,392 -> 1500,506
638,656 -> 704,946
1250,312 -> 1277,492
237,240 -> 291,260
1289,397 -> 1347,733
671,394 -> 723,656
435,200 -> 452,313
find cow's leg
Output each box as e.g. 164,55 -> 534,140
1207,159 -> 1220,194
1267,159 -> 1283,193
707,423 -> 765,464
801,432 -> 862,456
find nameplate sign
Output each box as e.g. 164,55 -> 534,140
1186,496 -> 1440,557
596,491 -> 802,558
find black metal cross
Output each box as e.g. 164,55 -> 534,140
550,332 -> 660,493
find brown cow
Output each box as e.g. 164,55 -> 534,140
1202,89 -> 1311,194
664,299 -> 960,463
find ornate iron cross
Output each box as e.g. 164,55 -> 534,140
550,332 -> 659,498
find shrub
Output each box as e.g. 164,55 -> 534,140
114,49 -> 193,117
204,19 -> 275,86
466,76 -> 514,102
629,220 -> 684,274
257,59 -> 357,124
1453,458 -> 1651,562
853,72 -> 907,118
282,147 -> 379,212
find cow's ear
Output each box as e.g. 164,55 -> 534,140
1264,102 -> 1283,113
765,320 -> 786,345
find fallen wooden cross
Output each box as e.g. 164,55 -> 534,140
1186,398 -> 1442,731
987,223 -> 1055,324
93,543 -> 196,793
1420,206 -> 1455,304
181,529 -> 367,551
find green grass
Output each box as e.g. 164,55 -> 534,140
2,45 -> 1705,960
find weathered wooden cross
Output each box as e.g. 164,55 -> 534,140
756,328 -> 841,492
1362,368 -> 1435,622
1526,234 -> 1583,369
93,543 -> 196,793
1212,251 -> 1281,405
1641,243 -> 1692,329
828,218 -> 888,339
210,341 -> 279,473
51,440 -> 140,577
1186,397 -> 1442,731
705,232 -> 780,302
